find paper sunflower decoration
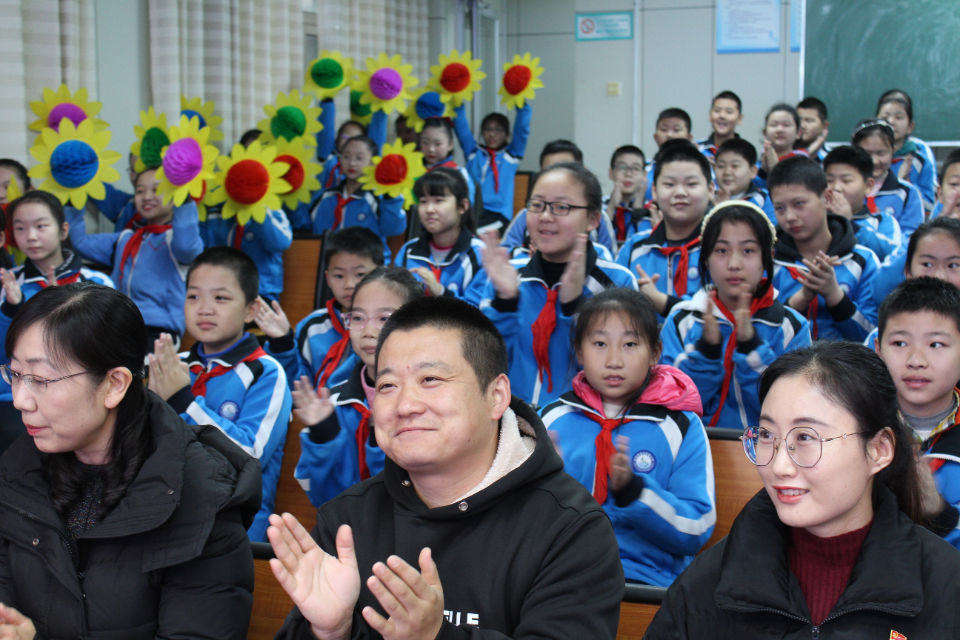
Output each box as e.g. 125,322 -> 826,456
349,90 -> 373,125
304,50 -> 353,100
403,89 -> 452,133
357,139 -> 425,203
130,107 -> 170,172
28,118 -> 121,208
498,53 -> 544,109
29,84 -> 106,133
353,53 -> 419,115
257,89 -> 322,147
429,50 -> 485,108
208,141 -> 290,225
180,95 -> 224,141
155,114 -> 219,206
272,137 -> 322,210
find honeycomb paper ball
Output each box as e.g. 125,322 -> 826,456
49,140 -> 99,188
48,103 -> 87,131
270,106 -> 307,141
311,58 -> 344,89
275,154 -> 305,192
162,138 -> 203,186
350,90 -> 372,117
140,127 -> 171,169
180,109 -> 207,129
415,92 -> 446,119
369,68 -> 403,101
224,159 -> 269,204
440,63 -> 471,93
374,154 -> 407,185
503,66 -> 532,95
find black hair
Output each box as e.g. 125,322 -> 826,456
610,144 -> 645,168
412,167 -> 474,234
539,139 -> 583,166
939,149 -> 960,185
852,119 -> 895,150
352,266 -> 424,312
764,103 -> 800,130
376,295 -> 507,391
7,190 -> 71,255
758,342 -> 923,524
6,283 -> 151,522
187,246 -> 259,304
876,90 -> 914,123
653,139 -> 712,185
531,162 -> 603,213
342,135 -> 378,157
878,276 -> 960,340
656,108 -> 692,132
325,226 -> 385,267
767,155 -> 827,197
336,119 -> 367,145
905,217 -> 960,274
0,158 -> 31,193
797,97 -> 828,122
712,90 -> 742,113
481,112 -> 510,149
716,138 -> 758,167
421,117 -> 454,144
699,204 -> 774,298
823,145 -> 874,181
238,129 -> 262,147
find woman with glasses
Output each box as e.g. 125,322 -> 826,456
0,283 -> 259,639
291,267 -> 423,507
645,341 -> 960,638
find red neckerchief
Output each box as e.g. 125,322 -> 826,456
38,271 -> 81,289
485,147 -> 500,192
332,193 -> 355,230
784,265 -> 819,338
708,284 -> 775,426
315,299 -> 350,389
866,196 -> 878,214
613,206 -> 629,243
354,402 -> 372,479
531,286 -> 559,393
232,224 -> 245,249
428,160 -> 458,172
119,224 -> 172,279
325,160 -> 341,188
581,409 -> 635,504
655,236 -> 700,297
190,346 -> 267,397
124,212 -> 144,231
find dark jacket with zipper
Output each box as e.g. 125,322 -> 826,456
0,392 -> 260,639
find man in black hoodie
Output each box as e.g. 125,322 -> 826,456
269,296 -> 623,640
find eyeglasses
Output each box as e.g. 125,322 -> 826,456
0,365 -> 89,393
740,426 -> 867,468
526,199 -> 592,217
343,312 -> 393,332
613,163 -> 645,175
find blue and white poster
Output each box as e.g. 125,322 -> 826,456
716,0 -> 780,54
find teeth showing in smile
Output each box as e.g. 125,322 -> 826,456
779,488 -> 805,496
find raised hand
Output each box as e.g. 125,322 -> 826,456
0,269 -> 22,306
608,434 -> 632,492
646,201 -> 663,230
292,375 -> 336,425
252,297 -> 292,339
806,127 -> 829,157
481,230 -> 519,300
897,154 -> 913,181
701,295 -> 721,345
801,252 -> 843,306
824,187 -> 853,219
634,264 -> 668,314
732,285 -> 756,343
408,267 -> 444,297
558,233 -> 588,304
0,602 -> 36,640
760,138 -> 778,173
147,333 -> 190,400
361,549 -> 445,640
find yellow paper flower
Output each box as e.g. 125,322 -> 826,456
208,141 -> 290,225
353,53 -> 419,115
131,107 -> 170,172
28,118 -> 121,209
272,138 -> 323,210
257,89 -> 322,147
180,95 -> 224,141
357,139 -> 425,203
498,53 -> 544,109
28,84 -> 106,133
429,50 -> 486,108
403,89 -> 454,133
155,115 -> 219,206
304,50 -> 353,100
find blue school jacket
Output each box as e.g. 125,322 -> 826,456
772,214 -> 879,341
920,393 -> 960,548
873,243 -> 908,307
453,102 -> 531,228
850,203 -> 902,261
660,288 -> 811,429
294,362 -> 386,507
91,182 -> 139,231
540,379 -> 715,586
616,223 -> 704,316
871,170 -> 924,238
393,227 -> 487,305
480,244 -> 637,407
315,101 -> 388,190
603,195 -> 653,249
167,333 -> 292,541
200,207 -> 292,299
307,184 -> 405,256
738,183 -> 776,224
66,200 -> 203,334
893,135 -> 938,213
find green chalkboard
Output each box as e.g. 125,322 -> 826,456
804,0 -> 960,143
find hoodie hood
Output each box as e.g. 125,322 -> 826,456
571,365 -> 703,417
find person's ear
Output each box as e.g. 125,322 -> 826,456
486,372 -> 512,421
60,222 -> 69,243
103,366 -> 134,410
866,426 -> 896,475
244,298 -> 257,324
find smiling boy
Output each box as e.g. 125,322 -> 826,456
698,91 -> 744,162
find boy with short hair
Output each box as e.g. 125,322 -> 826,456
823,145 -> 902,260
617,139 -> 714,317
698,90 -> 743,161
713,138 -> 775,221
256,226 -> 384,390
769,156 -> 879,341
876,276 -> 960,546
605,144 -> 652,245
933,149 -> 960,219
796,96 -> 830,163
645,108 -> 695,203
148,246 -> 292,541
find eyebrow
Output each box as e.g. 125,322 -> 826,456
376,360 -> 453,380
758,415 -> 831,428
916,253 -> 960,260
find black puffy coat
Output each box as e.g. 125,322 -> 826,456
0,393 -> 260,639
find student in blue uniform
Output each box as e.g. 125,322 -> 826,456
713,138 -> 775,222
605,145 -> 653,248
481,162 -> 636,408
541,287 -> 714,586
758,104 -> 808,187
418,117 -> 475,205
877,90 -> 937,213
661,201 -> 810,429
394,167 -> 487,305
796,96 -> 830,164
291,267 -> 423,507
315,99 -> 387,191
698,90 -> 743,162
148,247 -> 292,541
932,149 -> 960,220
643,108 -> 696,203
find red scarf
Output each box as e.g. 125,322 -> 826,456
232,224 -> 245,249
38,271 -> 82,289
784,265 -> 820,338
707,284 -> 774,426
325,160 -> 341,188
119,224 -> 172,280
613,206 -> 629,243
531,287 -> 559,393
656,236 -> 700,297
428,160 -> 458,171
353,402 -> 372,480
866,195 -> 878,214
190,346 -> 267,397
485,147 -> 500,193
332,193 -> 354,230
314,299 -> 350,389
582,410 -> 633,504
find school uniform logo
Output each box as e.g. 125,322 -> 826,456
632,450 -> 656,473
219,401 -> 240,420
687,266 -> 698,281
